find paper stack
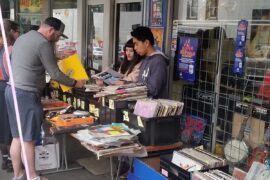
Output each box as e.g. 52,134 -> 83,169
73,123 -> 147,159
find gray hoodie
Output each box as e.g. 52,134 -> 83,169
138,52 -> 169,99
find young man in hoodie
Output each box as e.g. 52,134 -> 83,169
131,26 -> 169,99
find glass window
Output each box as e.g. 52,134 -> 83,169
114,2 -> 142,70
16,0 -> 45,33
86,4 -> 104,71
205,0 -> 218,20
52,0 -> 78,59
187,0 -> 198,20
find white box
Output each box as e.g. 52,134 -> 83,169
35,142 -> 60,171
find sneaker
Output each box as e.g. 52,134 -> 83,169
6,159 -> 13,172
1,160 -> 7,170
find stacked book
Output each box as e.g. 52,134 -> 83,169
171,147 -> 226,172
72,123 -> 147,159
133,99 -> 184,118
192,170 -> 236,180
94,83 -> 148,101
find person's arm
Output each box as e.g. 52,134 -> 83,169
39,42 -> 84,88
122,62 -> 141,83
145,57 -> 167,97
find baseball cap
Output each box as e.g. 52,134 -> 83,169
44,17 -> 68,39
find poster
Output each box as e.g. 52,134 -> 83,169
151,27 -> 164,51
20,0 -> 42,13
177,37 -> 198,82
150,0 -> 163,26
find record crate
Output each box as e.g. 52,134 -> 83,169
122,111 -> 182,146
160,154 -> 229,180
71,88 -> 103,119
99,97 -> 135,124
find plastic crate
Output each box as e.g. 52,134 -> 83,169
128,158 -> 166,180
123,111 -> 181,146
99,97 -> 135,124
160,154 -> 229,180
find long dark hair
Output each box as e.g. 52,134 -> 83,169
4,19 -> 19,45
120,38 -> 141,75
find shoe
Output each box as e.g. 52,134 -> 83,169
6,159 -> 13,172
31,176 -> 48,180
1,160 -> 7,170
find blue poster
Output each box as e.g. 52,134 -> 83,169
233,20 -> 248,75
177,37 -> 198,81
233,47 -> 245,75
236,20 -> 248,47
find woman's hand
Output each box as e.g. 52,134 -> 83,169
115,80 -> 125,85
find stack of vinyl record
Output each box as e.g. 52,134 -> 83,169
171,147 -> 226,172
192,169 -> 236,180
133,98 -> 184,118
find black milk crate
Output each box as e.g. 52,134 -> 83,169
61,92 -> 73,105
160,154 -> 229,180
123,111 -> 182,146
99,97 -> 135,124
72,88 -> 96,99
88,98 -> 105,122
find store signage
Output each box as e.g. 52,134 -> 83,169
177,37 -> 198,82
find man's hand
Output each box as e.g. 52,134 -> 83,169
74,80 -> 86,88
95,79 -> 104,86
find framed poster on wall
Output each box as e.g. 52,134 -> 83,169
149,0 -> 166,27
151,27 -> 164,51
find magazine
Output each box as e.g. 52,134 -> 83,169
91,68 -> 124,85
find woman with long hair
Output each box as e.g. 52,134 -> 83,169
96,38 -> 142,86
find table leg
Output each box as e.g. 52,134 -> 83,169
110,156 -> 114,180
40,134 -> 82,175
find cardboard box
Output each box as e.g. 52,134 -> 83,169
35,142 -> 60,171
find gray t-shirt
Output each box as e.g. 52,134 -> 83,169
11,30 -> 74,93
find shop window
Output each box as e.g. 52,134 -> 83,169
114,2 -> 142,70
187,0 -> 198,20
205,0 -> 218,20
52,0 -> 78,59
16,0 -> 46,33
86,4 -> 104,71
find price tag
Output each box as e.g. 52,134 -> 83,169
63,95 -> 67,102
137,116 -> 144,128
67,97 -> 71,104
123,111 -> 129,122
109,99 -> 114,110
89,104 -> 95,113
102,97 -> 105,106
77,98 -> 81,108
81,100 -> 85,110
73,98 -> 77,109
94,108 -> 99,117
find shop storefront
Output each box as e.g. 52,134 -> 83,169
1,0 -> 270,179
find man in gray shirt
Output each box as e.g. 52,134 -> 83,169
5,17 -> 85,180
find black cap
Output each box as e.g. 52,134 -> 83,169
44,17 -> 68,39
